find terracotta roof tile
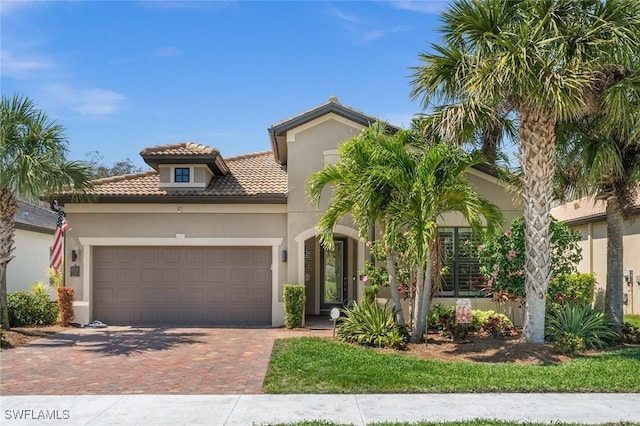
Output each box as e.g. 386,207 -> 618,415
86,151 -> 287,199
140,142 -> 218,157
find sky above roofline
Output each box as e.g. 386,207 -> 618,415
1,1 -> 459,170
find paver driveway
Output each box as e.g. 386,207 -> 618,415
0,326 -> 331,395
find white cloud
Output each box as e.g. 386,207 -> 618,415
0,50 -> 53,78
363,25 -> 410,42
45,84 -> 126,116
0,0 -> 35,16
327,7 -> 363,25
387,0 -> 451,14
151,46 -> 181,57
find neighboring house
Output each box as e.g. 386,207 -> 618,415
551,194 -> 640,315
8,201 -> 57,298
60,97 -> 521,327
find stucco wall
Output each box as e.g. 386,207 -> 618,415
63,204 -> 288,324
7,228 -> 56,300
570,216 -> 640,315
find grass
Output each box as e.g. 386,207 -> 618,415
273,422 -> 638,426
263,337 -> 640,393
625,315 -> 640,328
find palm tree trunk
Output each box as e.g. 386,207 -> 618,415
519,107 -> 556,344
605,196 -> 624,332
0,186 -> 17,329
410,265 -> 424,343
411,255 -> 433,344
384,244 -> 405,326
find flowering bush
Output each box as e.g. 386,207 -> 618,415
477,216 -> 582,300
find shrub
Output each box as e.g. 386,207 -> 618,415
427,305 -> 514,340
622,321 -> 640,344
283,284 -> 305,329
475,310 -> 514,338
337,301 -> 407,349
548,273 -> 596,306
478,216 -> 582,299
57,287 -> 75,327
553,332 -> 586,355
545,303 -> 618,351
7,283 -> 58,327
362,285 -> 378,306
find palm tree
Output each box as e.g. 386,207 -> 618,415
556,67 -> 640,332
410,0 -> 640,343
306,122 -> 410,325
386,142 -> 503,343
0,95 -> 93,329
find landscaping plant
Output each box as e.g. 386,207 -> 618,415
337,301 -> 407,349
545,303 -> 618,352
548,273 -> 596,307
427,304 -> 514,340
57,287 -> 74,327
7,283 -> 58,327
283,284 -> 305,329
622,321 -> 640,344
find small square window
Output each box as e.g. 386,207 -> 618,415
174,168 -> 190,183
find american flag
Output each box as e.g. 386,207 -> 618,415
50,210 -> 68,273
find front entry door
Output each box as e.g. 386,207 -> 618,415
321,238 -> 347,310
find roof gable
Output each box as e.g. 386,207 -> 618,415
15,201 -> 56,233
268,96 -> 400,165
140,142 -> 229,175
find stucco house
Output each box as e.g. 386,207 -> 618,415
8,201 -> 57,298
60,97 -> 521,327
551,194 -> 640,315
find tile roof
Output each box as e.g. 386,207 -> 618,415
551,191 -> 640,223
140,142 -> 218,156
86,151 -> 287,200
15,201 -> 57,233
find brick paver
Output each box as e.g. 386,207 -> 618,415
0,326 -> 331,395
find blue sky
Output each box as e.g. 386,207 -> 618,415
2,0 -> 452,170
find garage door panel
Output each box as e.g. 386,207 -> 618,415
93,246 -> 272,325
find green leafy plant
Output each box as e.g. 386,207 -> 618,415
477,216 -> 582,299
337,301 -> 407,349
7,283 -> 58,327
545,303 -> 618,351
362,285 -> 378,306
553,332 -> 586,355
548,273 -> 596,306
622,321 -> 640,344
283,284 -> 306,329
476,311 -> 514,338
427,305 -> 514,340
56,287 -> 74,327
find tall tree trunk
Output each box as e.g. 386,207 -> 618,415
410,265 -> 425,343
411,254 -> 433,344
605,196 -> 624,332
384,245 -> 405,326
0,187 -> 18,329
519,107 -> 556,343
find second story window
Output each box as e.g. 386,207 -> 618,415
174,167 -> 190,183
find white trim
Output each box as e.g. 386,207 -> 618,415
294,225 -> 364,309
286,113 -> 365,143
64,204 -> 287,214
78,236 -> 284,327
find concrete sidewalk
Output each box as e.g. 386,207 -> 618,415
1,394 -> 639,425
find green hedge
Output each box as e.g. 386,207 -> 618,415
283,284 -> 306,329
548,273 -> 596,305
8,283 -> 58,327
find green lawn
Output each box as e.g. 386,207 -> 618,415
626,315 -> 640,327
274,422 -> 636,426
263,337 -> 640,393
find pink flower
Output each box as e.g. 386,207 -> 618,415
505,230 -> 512,237
508,249 -> 517,258
366,241 -> 373,247
487,279 -> 493,288
362,275 -> 369,282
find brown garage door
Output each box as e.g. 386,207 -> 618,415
93,246 -> 272,325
